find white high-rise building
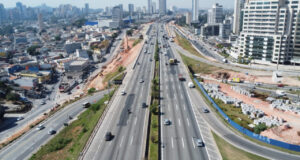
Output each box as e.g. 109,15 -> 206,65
148,0 -> 152,14
233,0 -> 245,35
186,12 -> 192,25
128,4 -> 134,17
110,5 -> 123,28
238,0 -> 300,64
192,0 -> 199,22
159,0 -> 167,15
208,3 -> 223,24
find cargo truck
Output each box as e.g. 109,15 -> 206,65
169,58 -> 178,65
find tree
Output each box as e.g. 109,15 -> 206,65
55,35 -> 61,41
6,92 -> 20,101
126,29 -> 133,36
27,46 -> 41,56
254,123 -> 267,134
0,106 -> 4,120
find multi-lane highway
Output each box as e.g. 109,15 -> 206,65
82,24 -> 156,160
159,24 -> 209,160
0,90 -> 109,160
168,25 -> 300,160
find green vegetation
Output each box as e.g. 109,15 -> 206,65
103,66 -> 126,83
133,39 -> 142,47
6,92 -> 20,101
126,29 -> 133,36
219,50 -> 229,58
72,18 -> 87,28
213,98 -> 254,131
27,45 -> 41,56
253,123 -> 267,134
179,52 -> 220,74
29,90 -> 115,160
212,132 -> 268,160
88,88 -> 96,94
175,33 -> 204,58
0,25 -> 14,36
148,41 -> 160,160
55,35 -> 61,41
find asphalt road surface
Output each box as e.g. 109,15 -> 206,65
82,24 -> 156,160
159,24 -> 209,160
0,91 -> 109,160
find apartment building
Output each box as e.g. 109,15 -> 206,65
238,0 -> 300,64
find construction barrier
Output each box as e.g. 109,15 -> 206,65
194,78 -> 300,152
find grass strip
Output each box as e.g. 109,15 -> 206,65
103,66 -> 126,83
148,40 -> 160,160
29,90 -> 115,160
175,32 -> 205,58
212,131 -> 268,160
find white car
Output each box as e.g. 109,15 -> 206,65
17,117 -> 24,121
196,139 -> 204,147
36,124 -> 45,131
121,90 -> 126,95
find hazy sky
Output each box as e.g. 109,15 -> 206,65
0,0 -> 234,9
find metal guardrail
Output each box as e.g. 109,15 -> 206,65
78,88 -> 119,160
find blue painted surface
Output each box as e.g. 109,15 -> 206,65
194,78 -> 300,152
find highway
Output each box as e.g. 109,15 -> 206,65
168,30 -> 300,160
159,24 -> 210,160
0,90 -> 109,160
82,24 -> 155,160
0,32 -> 125,143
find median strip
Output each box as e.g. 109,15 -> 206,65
29,90 -> 115,160
147,40 -> 160,160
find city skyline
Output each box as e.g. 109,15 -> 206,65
0,0 -> 235,9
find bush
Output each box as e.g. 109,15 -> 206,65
254,123 -> 267,134
88,88 -> 96,94
6,92 -> 20,101
48,138 -> 72,152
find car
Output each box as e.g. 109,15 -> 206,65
63,122 -> 69,126
139,79 -> 144,83
196,139 -> 204,147
40,101 -> 46,105
150,58 -> 152,61
121,90 -> 126,95
36,124 -> 45,131
105,132 -> 113,141
164,119 -> 171,125
48,129 -> 56,135
17,117 -> 24,121
142,102 -> 147,108
202,108 -> 209,113
165,62 -> 168,65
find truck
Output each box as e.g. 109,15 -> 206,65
169,58 -> 178,65
170,38 -> 174,42
276,90 -> 286,96
178,74 -> 185,81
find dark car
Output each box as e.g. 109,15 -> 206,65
105,132 -> 113,141
142,103 -> 147,108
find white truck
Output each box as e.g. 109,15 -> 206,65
188,82 -> 195,88
276,90 -> 286,96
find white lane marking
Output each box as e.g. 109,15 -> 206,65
134,117 -> 137,125
171,137 -> 174,148
178,118 -> 181,126
120,136 -> 124,147
176,104 -> 179,111
168,105 -> 170,112
181,93 -> 184,99
181,138 -> 185,148
187,118 -> 190,126
184,105 -> 186,111
130,136 -> 134,145
192,138 -> 195,148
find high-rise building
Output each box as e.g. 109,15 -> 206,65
110,5 -> 123,28
186,12 -> 192,25
0,3 -> 6,24
85,3 -> 89,15
159,0 -> 167,15
152,2 -> 156,14
208,3 -> 223,24
148,0 -> 152,14
233,0 -> 245,35
38,13 -> 43,32
119,4 -> 123,18
237,0 -> 300,64
128,4 -> 134,17
192,0 -> 199,22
